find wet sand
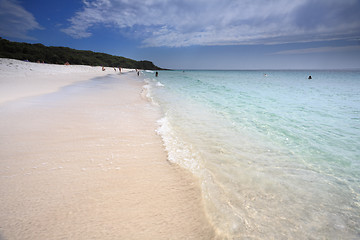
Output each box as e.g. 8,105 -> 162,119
0,59 -> 215,239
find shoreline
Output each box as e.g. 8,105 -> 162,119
0,59 -> 215,239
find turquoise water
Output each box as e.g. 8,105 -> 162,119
143,70 -> 360,239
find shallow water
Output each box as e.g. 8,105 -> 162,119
144,70 -> 360,239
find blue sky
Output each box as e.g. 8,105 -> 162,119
1,0 -> 360,69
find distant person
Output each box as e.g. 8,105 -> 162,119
119,67 -> 122,73
114,67 -> 116,72
155,71 -> 158,77
64,62 -> 70,65
137,70 -> 140,76
308,75 -> 312,79
102,66 -> 105,71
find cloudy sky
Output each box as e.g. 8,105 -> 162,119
1,0 -> 360,69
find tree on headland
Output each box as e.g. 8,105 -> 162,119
0,38 -> 163,70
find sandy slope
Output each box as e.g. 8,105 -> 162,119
0,59 -> 215,239
0,58 -> 132,104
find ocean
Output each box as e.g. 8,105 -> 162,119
143,70 -> 360,239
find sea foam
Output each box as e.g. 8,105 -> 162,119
156,116 -> 200,172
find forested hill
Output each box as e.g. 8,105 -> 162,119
0,38 -> 163,70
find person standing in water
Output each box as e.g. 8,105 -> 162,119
155,72 -> 158,77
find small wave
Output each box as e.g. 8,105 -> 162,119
156,81 -> 165,87
156,115 -> 230,238
141,84 -> 150,98
145,70 -> 155,73
141,80 -> 157,105
156,116 -> 200,172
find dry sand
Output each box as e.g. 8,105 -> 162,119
0,59 -> 215,239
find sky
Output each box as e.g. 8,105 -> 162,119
0,0 -> 360,69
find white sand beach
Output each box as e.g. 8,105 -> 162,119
0,59 -> 214,239
0,58 -> 133,104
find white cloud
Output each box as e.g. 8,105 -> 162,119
62,0 -> 360,47
0,0 -> 42,40
273,45 -> 360,55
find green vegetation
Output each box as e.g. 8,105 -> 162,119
0,38 -> 162,70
